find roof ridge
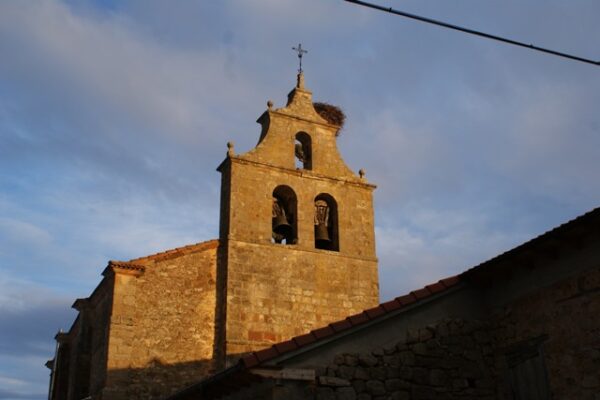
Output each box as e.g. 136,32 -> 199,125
463,206 -> 600,276
128,239 -> 219,263
240,275 -> 461,368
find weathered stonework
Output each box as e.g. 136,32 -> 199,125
217,73 -> 379,362
312,262 -> 600,399
102,241 -> 218,399
180,209 -> 599,400
48,74 -> 380,400
314,319 -> 498,400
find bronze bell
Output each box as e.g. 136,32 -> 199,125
315,223 -> 331,245
273,214 -> 293,238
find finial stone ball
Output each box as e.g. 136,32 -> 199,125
227,141 -> 235,156
267,100 -> 273,109
359,168 -> 365,179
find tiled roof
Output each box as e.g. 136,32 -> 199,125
128,239 -> 219,263
240,275 -> 461,368
462,206 -> 600,281
100,239 -> 220,278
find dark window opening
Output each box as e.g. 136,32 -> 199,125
314,193 -> 339,251
272,185 -> 297,245
295,132 -> 312,170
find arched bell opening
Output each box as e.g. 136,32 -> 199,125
294,132 -> 312,170
272,185 -> 298,245
314,193 -> 339,251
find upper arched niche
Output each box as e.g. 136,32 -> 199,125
295,132 -> 312,170
229,73 -> 365,182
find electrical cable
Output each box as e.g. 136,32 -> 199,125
344,0 -> 599,67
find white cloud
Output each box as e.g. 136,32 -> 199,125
376,204 -> 529,300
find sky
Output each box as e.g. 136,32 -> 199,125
0,0 -> 599,397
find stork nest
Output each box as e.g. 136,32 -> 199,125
313,102 -> 346,133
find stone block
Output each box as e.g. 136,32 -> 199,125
398,351 -> 415,366
335,387 -> 357,400
359,354 -> 379,367
345,354 -> 359,366
316,387 -> 336,400
365,380 -> 385,396
338,365 -> 356,380
412,367 -> 429,385
411,385 -> 435,400
354,367 -> 369,380
429,369 -> 448,386
369,366 -> 387,380
352,380 -> 366,394
319,376 -> 351,387
385,378 -> 408,391
391,391 -> 409,400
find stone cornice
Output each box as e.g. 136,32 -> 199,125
224,238 -> 378,263
228,157 -> 376,190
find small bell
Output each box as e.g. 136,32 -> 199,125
314,222 -> 331,246
314,199 -> 331,248
273,214 -> 293,238
273,197 -> 293,241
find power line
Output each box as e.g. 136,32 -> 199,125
344,0 -> 599,67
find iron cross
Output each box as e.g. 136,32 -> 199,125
292,43 -> 308,73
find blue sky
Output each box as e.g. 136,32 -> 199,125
0,0 -> 599,398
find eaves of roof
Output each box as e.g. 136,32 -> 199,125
128,239 -> 219,264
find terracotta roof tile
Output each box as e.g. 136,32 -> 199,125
274,340 -> 297,354
347,312 -> 369,326
254,347 -> 278,362
425,282 -> 446,294
241,354 -> 260,368
411,287 -> 431,300
329,319 -> 352,332
380,299 -> 402,312
395,294 -> 417,306
293,333 -> 317,347
440,276 -> 460,288
364,306 -> 386,319
312,326 -> 335,340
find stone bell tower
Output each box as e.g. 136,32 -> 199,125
215,72 -> 379,366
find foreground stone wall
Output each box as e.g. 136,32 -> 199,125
103,242 -> 218,400
314,319 -> 497,400
312,264 -> 600,400
491,263 -> 600,399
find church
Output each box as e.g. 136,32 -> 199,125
47,72 -> 600,400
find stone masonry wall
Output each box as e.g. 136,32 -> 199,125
89,281 -> 112,396
219,75 -> 379,359
103,242 -> 218,400
490,263 -> 600,399
314,319 -> 498,400
225,241 -> 379,358
313,265 -> 600,400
